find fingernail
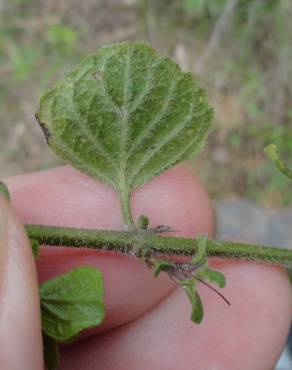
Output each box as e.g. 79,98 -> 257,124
0,197 -> 43,370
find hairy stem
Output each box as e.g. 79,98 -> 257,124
25,224 -> 292,268
117,185 -> 134,229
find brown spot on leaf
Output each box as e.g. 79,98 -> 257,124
35,114 -> 51,143
92,71 -> 103,82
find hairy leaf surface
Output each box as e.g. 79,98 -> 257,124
36,42 -> 213,199
40,267 -> 104,341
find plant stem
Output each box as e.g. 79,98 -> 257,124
25,224 -> 292,268
118,188 -> 134,229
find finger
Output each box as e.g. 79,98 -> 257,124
60,263 -> 292,370
0,196 -> 43,370
5,164 -> 214,333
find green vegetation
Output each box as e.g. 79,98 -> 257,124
29,39 -> 292,368
36,42 -> 213,226
40,266 -> 104,342
1,38 -> 291,369
0,0 -> 291,204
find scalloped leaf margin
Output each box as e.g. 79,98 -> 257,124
36,42 -> 213,204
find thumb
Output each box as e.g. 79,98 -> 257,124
0,196 -> 43,370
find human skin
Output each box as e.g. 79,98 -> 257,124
0,165 -> 291,370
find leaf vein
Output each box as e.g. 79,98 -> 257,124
57,108 -> 119,173
129,92 -> 200,184
133,114 -> 210,188
52,134 -> 115,186
118,45 -> 132,186
127,73 -> 184,159
128,58 -> 164,115
96,52 -> 123,118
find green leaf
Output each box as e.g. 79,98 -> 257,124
264,144 -> 292,180
136,214 -> 150,230
30,239 -> 40,258
36,42 -> 213,225
190,289 -> 204,324
200,267 -> 226,288
181,279 -> 204,324
0,181 -> 11,202
43,333 -> 59,370
40,266 -> 105,342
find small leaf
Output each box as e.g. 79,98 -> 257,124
181,279 -> 204,324
43,333 -> 59,370
264,144 -> 292,180
0,181 -> 11,202
40,266 -> 104,341
200,267 -> 226,288
190,289 -> 204,324
30,239 -> 40,258
36,42 -> 213,224
137,214 -> 150,230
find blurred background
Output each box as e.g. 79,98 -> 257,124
0,1 -> 291,368
0,0 -> 291,206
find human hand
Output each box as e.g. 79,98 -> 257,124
1,165 -> 291,370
